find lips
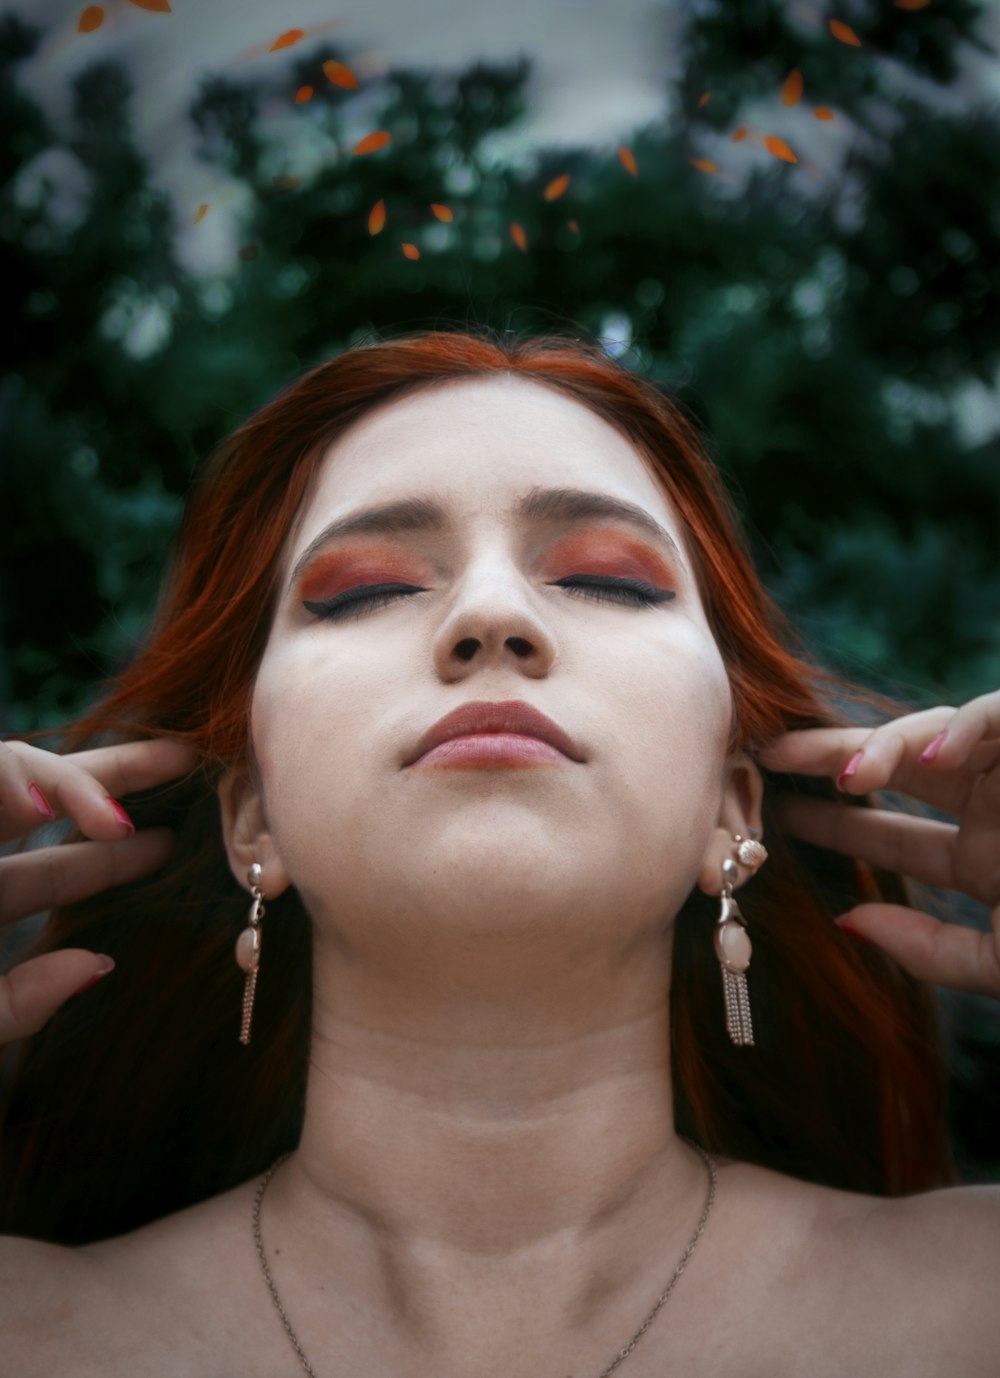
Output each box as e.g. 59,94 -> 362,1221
406,699 -> 585,767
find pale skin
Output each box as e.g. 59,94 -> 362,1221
0,377 -> 998,1377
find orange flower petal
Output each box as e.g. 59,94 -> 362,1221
270,28 -> 304,51
764,135 -> 798,163
697,91 -> 711,109
294,85 -> 313,104
618,145 -> 638,177
781,69 -> 803,107
402,243 -> 420,260
430,203 -> 453,222
731,126 -> 748,143
510,222 -> 527,252
354,130 -> 391,156
78,6 -> 104,32
813,106 -> 835,121
368,199 -> 386,235
543,173 -> 570,201
894,0 -> 930,8
127,0 -> 171,9
193,203 -> 209,224
323,59 -> 358,88
566,219 -> 579,232
829,18 -> 862,46
690,158 -> 718,173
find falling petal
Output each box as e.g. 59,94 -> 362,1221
368,199 -> 386,235
238,245 -> 259,262
731,126 -> 748,142
618,146 -> 638,177
690,158 -> 718,173
294,86 -> 313,104
829,18 -> 862,46
781,69 -> 803,106
894,0 -> 930,8
543,173 -> 570,201
323,59 -> 358,88
567,219 -> 579,232
697,91 -> 711,109
193,203 -> 209,224
127,0 -> 171,9
78,6 -> 104,32
402,243 -> 420,260
430,203 -> 453,222
813,106 -> 835,121
270,28 -> 305,51
510,222 -> 527,252
354,130 -> 391,155
764,135 -> 798,163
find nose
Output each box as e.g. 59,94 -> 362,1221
429,556 -> 559,678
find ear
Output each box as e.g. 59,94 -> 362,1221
695,750 -> 765,897
217,768 -> 292,900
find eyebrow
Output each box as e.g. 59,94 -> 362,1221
287,486 -> 684,593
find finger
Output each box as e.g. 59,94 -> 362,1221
926,688 -> 1000,769
0,949 -> 115,1043
0,739 -> 198,846
835,903 -> 1000,999
0,828 -> 175,926
773,796 -> 973,897
760,715 -> 996,815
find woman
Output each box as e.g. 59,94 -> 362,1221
0,328 -> 997,1375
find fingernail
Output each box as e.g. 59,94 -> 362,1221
73,956 -> 115,996
834,917 -> 878,948
919,730 -> 947,764
27,782 -> 55,820
106,797 -> 135,835
835,750 -> 864,792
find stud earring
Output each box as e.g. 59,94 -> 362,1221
714,834 -> 767,1047
236,862 -> 265,1046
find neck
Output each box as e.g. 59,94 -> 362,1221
260,937 -> 713,1358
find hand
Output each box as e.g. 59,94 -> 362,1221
758,690 -> 1000,999
0,737 -> 198,1041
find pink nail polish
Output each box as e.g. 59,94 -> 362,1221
834,918 -> 878,949
28,782 -> 56,820
73,956 -> 115,996
106,797 -> 135,835
919,730 -> 947,764
835,750 -> 864,792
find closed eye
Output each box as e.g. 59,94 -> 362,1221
304,576 -> 675,622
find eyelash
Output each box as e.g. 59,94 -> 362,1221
304,576 -> 675,623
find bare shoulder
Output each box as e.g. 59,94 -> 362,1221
719,1161 -> 1000,1376
0,1178 -> 267,1377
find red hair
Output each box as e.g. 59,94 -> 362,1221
0,328 -> 952,1244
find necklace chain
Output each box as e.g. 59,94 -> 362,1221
252,1140 -> 718,1378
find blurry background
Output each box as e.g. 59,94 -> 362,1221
1,0 -> 998,1176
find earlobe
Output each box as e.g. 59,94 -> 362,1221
695,752 -> 765,896
217,768 -> 292,898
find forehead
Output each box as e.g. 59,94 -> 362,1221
292,374 -> 686,552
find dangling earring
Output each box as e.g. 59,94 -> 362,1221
236,862 -> 265,1046
714,832 -> 767,1047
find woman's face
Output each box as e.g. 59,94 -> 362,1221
229,376 -> 748,985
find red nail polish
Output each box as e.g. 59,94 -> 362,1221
106,797 -> 135,835
835,750 -> 864,792
834,918 -> 878,948
919,730 -> 947,764
73,956 -> 115,996
28,782 -> 56,820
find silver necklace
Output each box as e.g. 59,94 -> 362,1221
252,1140 -> 717,1378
